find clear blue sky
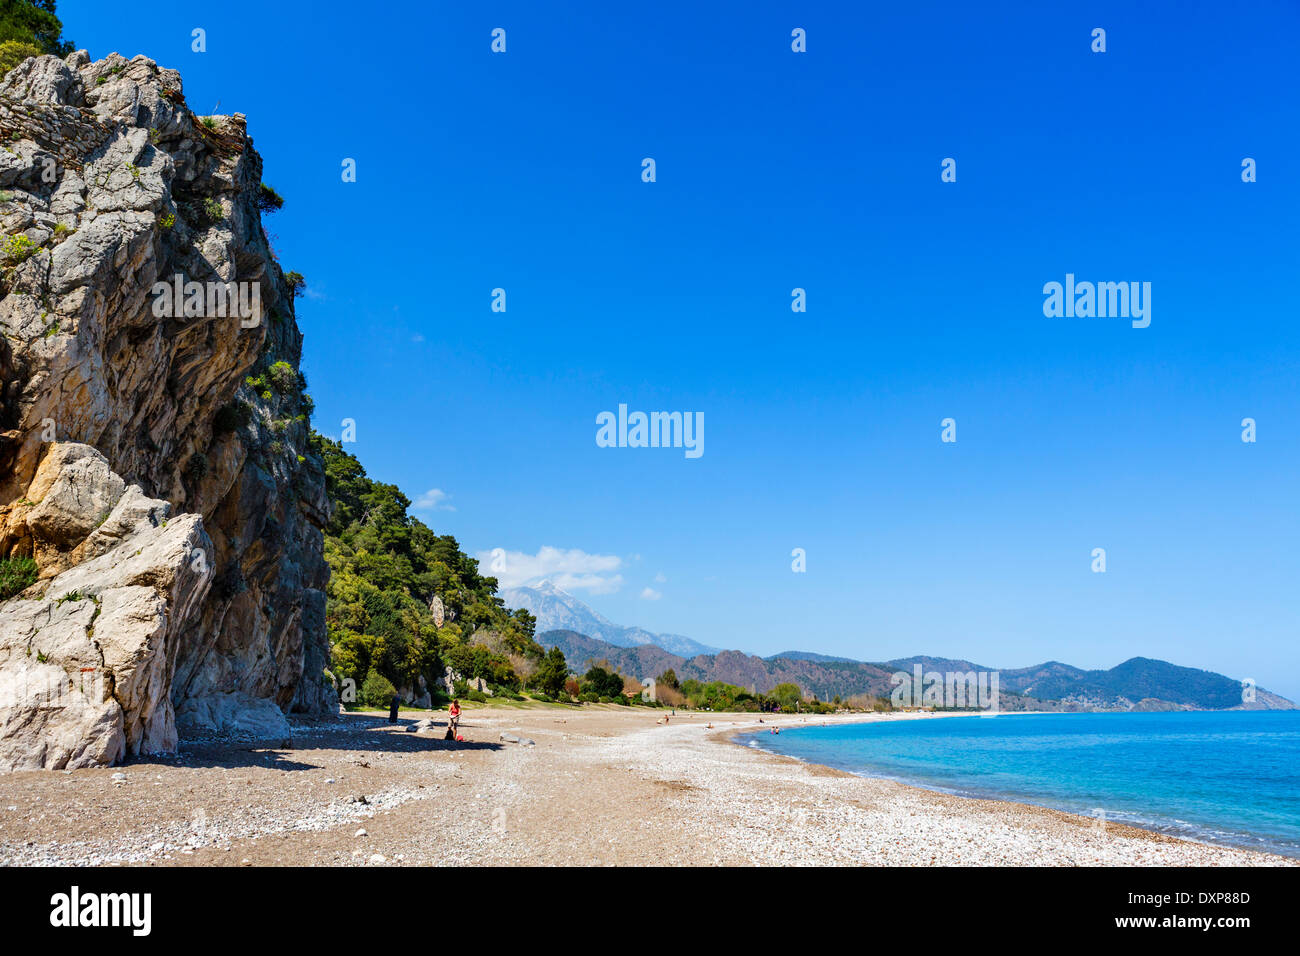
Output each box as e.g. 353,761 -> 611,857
62,1 -> 1300,699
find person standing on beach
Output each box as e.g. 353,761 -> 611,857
448,699 -> 461,738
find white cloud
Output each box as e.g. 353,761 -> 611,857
640,587 -> 662,601
555,573 -> 625,594
653,572 -> 667,583
412,488 -> 454,511
478,546 -> 625,593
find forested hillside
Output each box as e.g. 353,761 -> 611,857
314,435 -> 542,702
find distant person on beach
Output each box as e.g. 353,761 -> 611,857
448,699 -> 461,736
388,694 -> 399,724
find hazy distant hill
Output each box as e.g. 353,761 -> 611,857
501,581 -> 720,657
890,655 -> 1275,710
768,650 -> 859,664
517,585 -> 1293,711
540,629 -> 897,699
537,632 -> 1295,712
537,629 -> 687,682
1002,657 -> 1256,710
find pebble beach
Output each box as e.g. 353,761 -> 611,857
0,705 -> 1292,867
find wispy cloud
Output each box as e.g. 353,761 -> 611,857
478,546 -> 624,593
640,586 -> 662,601
412,488 -> 454,511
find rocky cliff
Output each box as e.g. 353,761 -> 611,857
0,51 -> 332,771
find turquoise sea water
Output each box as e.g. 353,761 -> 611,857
744,711 -> 1300,857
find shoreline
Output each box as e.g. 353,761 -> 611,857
0,704 -> 1293,866
721,709 -> 1299,862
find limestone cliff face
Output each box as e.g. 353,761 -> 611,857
0,51 -> 332,770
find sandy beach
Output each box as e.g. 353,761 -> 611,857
0,704 -> 1292,867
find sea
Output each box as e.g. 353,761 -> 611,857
743,710 -> 1300,858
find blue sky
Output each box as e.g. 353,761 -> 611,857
62,1 -> 1300,698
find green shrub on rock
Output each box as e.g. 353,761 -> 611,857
2,234 -> 38,264
0,40 -> 43,74
0,555 -> 39,600
267,361 -> 298,394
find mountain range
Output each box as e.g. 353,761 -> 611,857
501,581 -> 721,657
510,583 -> 1294,712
